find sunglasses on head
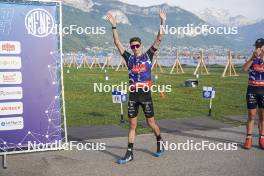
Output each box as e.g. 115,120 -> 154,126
130,44 -> 140,50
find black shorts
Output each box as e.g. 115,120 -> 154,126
246,86 -> 264,109
128,90 -> 154,118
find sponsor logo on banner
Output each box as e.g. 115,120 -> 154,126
0,102 -> 23,115
0,87 -> 23,100
0,72 -> 22,84
0,41 -> 21,54
25,8 -> 55,37
0,57 -> 22,69
0,117 -> 24,131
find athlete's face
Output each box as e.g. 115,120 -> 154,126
256,46 -> 264,58
261,45 -> 264,54
130,41 -> 142,56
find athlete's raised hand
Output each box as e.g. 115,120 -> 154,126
106,12 -> 125,55
159,10 -> 166,24
151,10 -> 166,50
106,12 -> 117,27
253,48 -> 262,59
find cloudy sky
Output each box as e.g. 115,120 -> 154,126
119,0 -> 263,20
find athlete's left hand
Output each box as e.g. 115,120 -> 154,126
261,46 -> 264,58
159,10 -> 166,23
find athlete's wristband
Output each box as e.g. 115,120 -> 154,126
112,26 -> 117,29
151,46 -> 158,52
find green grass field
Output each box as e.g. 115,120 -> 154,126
64,66 -> 248,130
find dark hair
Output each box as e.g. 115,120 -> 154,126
129,37 -> 141,44
254,38 -> 264,49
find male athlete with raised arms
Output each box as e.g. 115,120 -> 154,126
106,10 -> 166,164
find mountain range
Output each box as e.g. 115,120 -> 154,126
60,0 -> 263,53
196,8 -> 255,27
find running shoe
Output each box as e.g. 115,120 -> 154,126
117,149 -> 133,164
244,137 -> 253,149
154,140 -> 165,157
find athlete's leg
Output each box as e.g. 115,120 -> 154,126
244,90 -> 257,149
244,109 -> 256,149
247,109 -> 257,135
128,117 -> 137,144
258,108 -> 264,135
141,97 -> 164,155
258,108 -> 264,149
142,100 -> 159,135
146,117 -> 160,137
127,99 -> 139,145
117,101 -> 138,164
146,117 -> 164,156
117,117 -> 137,164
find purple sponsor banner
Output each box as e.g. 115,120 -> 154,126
0,2 -> 61,152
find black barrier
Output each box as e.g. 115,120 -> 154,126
185,79 -> 199,88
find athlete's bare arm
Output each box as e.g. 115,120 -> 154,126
151,10 -> 166,50
243,48 -> 262,72
106,13 -> 125,55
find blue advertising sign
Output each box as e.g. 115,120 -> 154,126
0,2 -> 63,153
112,91 -> 127,103
202,86 -> 216,99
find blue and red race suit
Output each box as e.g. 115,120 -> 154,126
122,48 -> 154,89
246,57 -> 264,109
248,57 -> 264,86
122,47 -> 156,118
